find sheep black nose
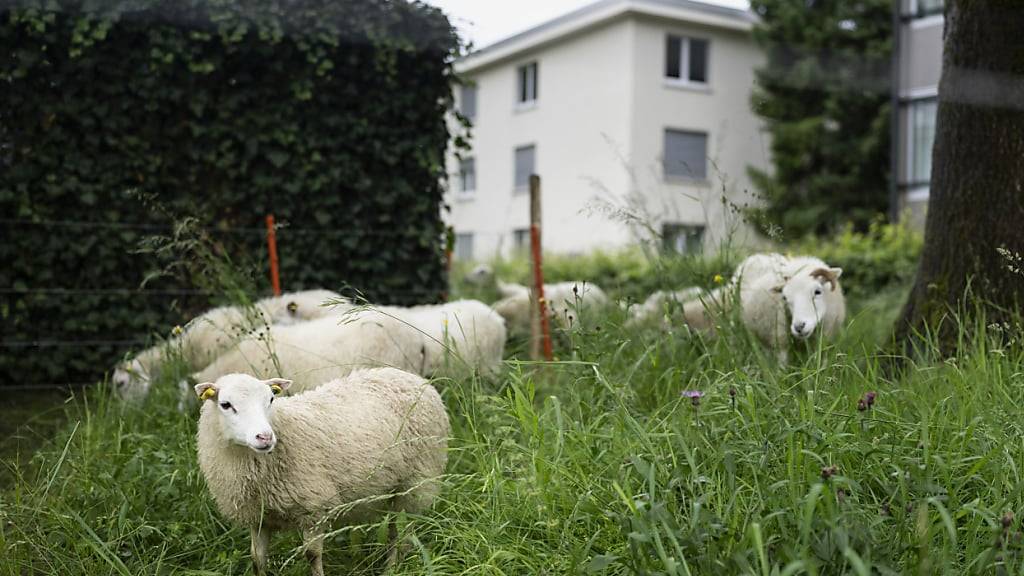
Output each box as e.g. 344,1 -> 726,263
794,321 -> 806,333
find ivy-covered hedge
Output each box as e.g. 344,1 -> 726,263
0,0 -> 461,387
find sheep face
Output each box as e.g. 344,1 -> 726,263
464,264 -> 494,286
194,374 -> 292,453
777,267 -> 842,340
112,359 -> 150,403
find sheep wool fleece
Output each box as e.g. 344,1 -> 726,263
196,368 -> 449,530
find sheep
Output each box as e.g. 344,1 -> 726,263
492,281 -> 609,335
626,286 -> 704,328
111,290 -> 344,401
676,253 -> 845,362
393,299 -> 506,376
188,309 -> 428,396
194,367 -> 448,576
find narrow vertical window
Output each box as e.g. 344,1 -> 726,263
514,145 -> 535,192
459,157 -> 476,195
666,35 -> 682,78
517,62 -> 538,104
460,84 -> 477,120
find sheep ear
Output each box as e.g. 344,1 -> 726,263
263,378 -> 292,395
829,267 -> 843,279
194,382 -> 217,401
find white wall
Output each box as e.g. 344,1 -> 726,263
446,11 -> 768,260
447,18 -> 636,259
628,14 -> 768,253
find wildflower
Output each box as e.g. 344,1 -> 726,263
821,465 -> 838,480
713,274 -> 724,284
857,399 -> 867,412
681,390 -> 704,406
442,317 -> 449,328
171,325 -> 184,337
1003,511 -> 1015,529
864,391 -> 877,407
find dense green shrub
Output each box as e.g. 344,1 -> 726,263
0,0 -> 461,387
452,221 -> 920,311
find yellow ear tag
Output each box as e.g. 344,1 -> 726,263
270,385 -> 282,395
200,388 -> 216,401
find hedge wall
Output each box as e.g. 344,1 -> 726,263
0,0 -> 461,387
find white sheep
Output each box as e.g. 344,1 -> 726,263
677,253 -> 845,362
188,309 -> 428,396
112,290 -> 344,401
194,367 -> 448,576
392,299 -> 506,376
626,286 -> 704,328
492,280 -> 609,335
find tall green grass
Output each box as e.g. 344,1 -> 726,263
5,285 -> 1024,574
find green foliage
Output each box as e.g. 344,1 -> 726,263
747,0 -> 893,238
9,285 -> 1024,573
452,249 -> 741,307
0,0 -> 462,387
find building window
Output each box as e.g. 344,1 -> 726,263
663,224 -> 704,254
908,98 -> 937,184
663,129 -> 708,180
514,145 -> 535,192
454,233 -> 474,261
517,62 -> 538,105
911,0 -> 943,17
459,157 -> 476,197
665,35 -> 709,84
460,84 -> 477,120
513,228 -> 530,252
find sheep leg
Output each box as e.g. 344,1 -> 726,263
384,515 -> 401,569
302,526 -> 325,576
250,527 -> 271,576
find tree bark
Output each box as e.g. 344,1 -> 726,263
896,1 -> 1024,351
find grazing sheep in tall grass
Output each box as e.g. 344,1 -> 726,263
674,253 -> 846,363
112,290 -> 345,402
188,310 -> 427,396
626,286 -> 704,328
194,368 -> 448,576
393,299 -> 506,376
492,281 -> 609,335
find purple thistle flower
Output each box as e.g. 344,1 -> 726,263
682,390 -> 704,406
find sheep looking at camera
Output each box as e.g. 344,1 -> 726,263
676,253 -> 846,362
194,368 -> 448,576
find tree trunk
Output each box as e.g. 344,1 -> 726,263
896,1 -> 1024,351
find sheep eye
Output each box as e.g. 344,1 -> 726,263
814,288 -> 823,296
219,401 -> 233,411
269,397 -> 274,405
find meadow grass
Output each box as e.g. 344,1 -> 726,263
4,273 -> 1024,575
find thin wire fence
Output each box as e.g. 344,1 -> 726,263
4,218 -> 456,389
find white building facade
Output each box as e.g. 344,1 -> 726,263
447,0 -> 769,260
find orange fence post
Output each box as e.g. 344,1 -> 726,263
265,214 -> 281,296
529,175 -> 553,361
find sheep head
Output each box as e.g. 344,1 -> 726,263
773,266 -> 843,340
195,374 -> 292,453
